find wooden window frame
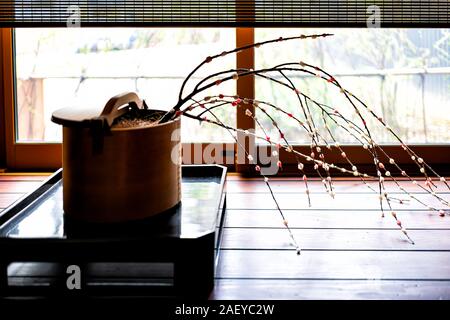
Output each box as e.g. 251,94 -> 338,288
0,28 -> 240,171
1,27 -> 450,174
235,28 -> 450,176
239,28 -> 450,176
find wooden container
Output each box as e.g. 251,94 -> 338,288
51,92 -> 181,223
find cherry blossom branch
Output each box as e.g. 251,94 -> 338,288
155,33 -> 449,250
159,33 -> 333,123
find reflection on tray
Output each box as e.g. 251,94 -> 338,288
1,172 -> 224,240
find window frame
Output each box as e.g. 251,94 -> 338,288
1,28 -> 241,170
1,27 -> 449,174
240,28 -> 450,176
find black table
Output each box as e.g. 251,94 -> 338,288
0,165 -> 227,299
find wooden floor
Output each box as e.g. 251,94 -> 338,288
1,173 -> 449,299
212,174 -> 450,300
0,174 -> 51,212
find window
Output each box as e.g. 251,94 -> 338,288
255,28 -> 450,145
14,28 -> 236,143
2,27 -> 449,172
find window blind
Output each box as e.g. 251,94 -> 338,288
0,1 -> 448,27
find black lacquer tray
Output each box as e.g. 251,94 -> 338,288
0,165 -> 227,299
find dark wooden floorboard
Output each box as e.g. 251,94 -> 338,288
217,250 -> 450,280
0,193 -> 24,209
226,179 -> 450,194
0,175 -> 50,182
0,174 -> 49,209
222,229 -> 450,251
226,193 -> 445,210
0,181 -> 42,193
212,279 -> 450,300
225,209 -> 450,229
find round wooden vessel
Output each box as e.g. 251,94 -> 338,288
52,92 -> 181,223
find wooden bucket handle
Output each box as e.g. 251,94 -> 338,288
99,92 -> 143,127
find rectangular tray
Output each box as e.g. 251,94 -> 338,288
0,164 -> 227,298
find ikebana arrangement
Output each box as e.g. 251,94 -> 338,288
156,33 -> 449,254
53,33 -> 449,254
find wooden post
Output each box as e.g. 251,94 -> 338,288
236,28 -> 255,174
0,30 -> 6,168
